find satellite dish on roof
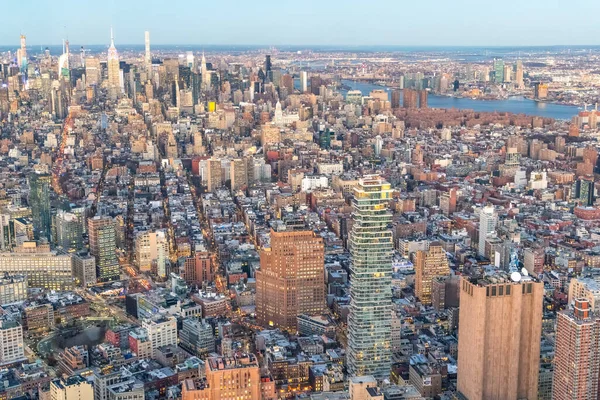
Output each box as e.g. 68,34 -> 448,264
511,272 -> 522,282
521,268 -> 529,277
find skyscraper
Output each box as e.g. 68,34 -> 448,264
418,89 -> 428,108
515,60 -> 524,89
107,28 -> 120,91
55,210 -> 83,251
403,89 -> 418,108
553,298 -> 600,400
347,175 -> 393,379
88,216 -> 120,282
144,31 -> 151,70
478,205 -> 497,257
414,244 -> 450,305
28,172 -> 52,241
256,222 -> 325,331
493,59 -> 505,83
300,71 -> 308,93
457,273 -> 543,400
19,35 -> 27,73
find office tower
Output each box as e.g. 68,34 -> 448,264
457,274 -> 543,400
55,210 -> 83,251
300,71 -> 308,93
256,223 -> 325,331
230,158 -> 249,191
206,158 -> 222,192
553,298 -> 600,399
478,205 -> 497,257
265,55 -> 272,72
179,318 -> 215,357
515,60 -> 524,89
88,216 -> 120,282
414,244 -> 450,305
572,178 -> 594,206
493,59 -> 504,83
503,64 -> 512,83
85,57 -> 100,86
0,317 -> 25,366
50,376 -> 94,400
201,52 -> 210,91
418,89 -> 428,108
72,253 -> 97,287
347,175 -> 393,379
28,172 -> 52,241
391,89 -> 400,109
403,89 -> 418,108
141,314 -> 177,357
144,31 -> 151,69
281,74 -> 294,94
107,28 -> 120,91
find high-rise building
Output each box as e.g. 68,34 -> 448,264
135,230 -> 168,273
414,244 -> 450,305
478,205 -> 497,257
572,178 -> 594,206
418,89 -> 428,108
265,55 -> 272,73
19,35 -> 27,73
493,59 -> 505,83
50,375 -> 94,400
28,172 -> 52,241
55,210 -> 83,251
230,158 -> 249,191
88,216 -> 120,282
72,253 -> 97,287
144,31 -> 151,70
553,298 -> 600,400
391,89 -> 400,109
107,28 -> 121,91
206,158 -> 222,192
457,273 -> 543,400
534,82 -> 548,99
347,175 -> 393,379
0,317 -> 25,366
300,71 -> 308,93
85,57 -> 101,86
515,60 -> 524,89
256,223 -> 325,331
403,89 -> 418,108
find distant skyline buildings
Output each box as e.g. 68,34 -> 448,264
2,0 -> 600,46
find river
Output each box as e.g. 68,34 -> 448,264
340,80 -> 580,120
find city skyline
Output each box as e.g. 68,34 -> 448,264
2,0 -> 600,47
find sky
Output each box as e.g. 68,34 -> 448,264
1,0 -> 599,47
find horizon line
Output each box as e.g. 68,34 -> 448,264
1,43 -> 600,48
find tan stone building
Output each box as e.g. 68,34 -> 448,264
256,226 -> 325,331
457,274 -> 543,400
414,244 -> 450,305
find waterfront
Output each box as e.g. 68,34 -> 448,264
340,80 -> 580,120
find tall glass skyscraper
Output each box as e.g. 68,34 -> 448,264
347,175 -> 393,379
28,173 -> 52,241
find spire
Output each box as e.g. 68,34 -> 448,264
110,27 -> 115,48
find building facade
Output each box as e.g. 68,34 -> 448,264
347,175 -> 393,379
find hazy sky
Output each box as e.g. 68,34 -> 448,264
2,0 -> 599,46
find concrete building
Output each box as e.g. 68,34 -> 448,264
457,273 -> 543,400
0,245 -> 73,290
72,253 -> 97,287
478,205 -> 497,257
179,318 -> 215,357
0,274 -> 27,304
